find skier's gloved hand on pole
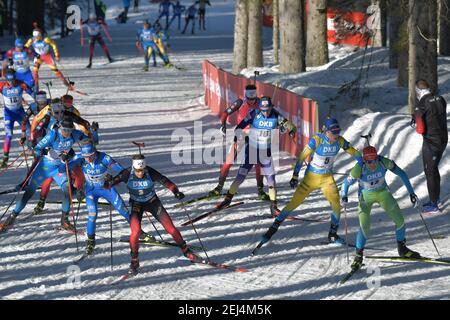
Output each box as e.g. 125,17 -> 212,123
341,195 -> 348,208
289,128 -> 297,139
19,136 -> 26,146
91,121 -> 99,132
289,175 -> 298,189
219,124 -> 226,136
60,152 -> 70,162
410,116 -> 416,129
174,190 -> 185,200
410,193 -> 420,208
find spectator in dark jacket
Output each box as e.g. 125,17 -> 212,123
413,79 -> 448,213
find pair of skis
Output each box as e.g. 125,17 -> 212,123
340,255 -> 450,284
111,256 -> 249,285
118,236 -> 203,251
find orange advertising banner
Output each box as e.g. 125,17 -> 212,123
202,60 -> 319,157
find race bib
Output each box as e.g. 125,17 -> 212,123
361,177 -> 385,191
310,153 -> 335,170
3,96 -> 22,110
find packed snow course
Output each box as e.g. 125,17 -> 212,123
0,0 -> 449,299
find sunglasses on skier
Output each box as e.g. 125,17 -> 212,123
365,159 -> 377,164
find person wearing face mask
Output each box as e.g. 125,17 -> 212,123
340,145 -> 420,272
411,80 -> 448,214
255,118 -> 361,251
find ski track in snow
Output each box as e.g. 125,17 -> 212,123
1,0 -> 450,300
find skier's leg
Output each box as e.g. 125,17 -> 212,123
2,109 -> 14,161
32,57 -> 42,85
88,36 -> 95,65
13,161 -> 48,214
42,54 -> 67,84
182,17 -> 189,33
144,45 -> 151,68
378,190 -> 405,242
107,187 -> 131,223
129,202 -> 144,254
355,193 -> 375,250
98,36 -> 112,60
39,177 -> 53,199
85,190 -> 99,237
276,172 -> 318,223
147,198 -> 184,245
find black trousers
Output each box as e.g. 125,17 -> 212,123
422,140 -> 447,203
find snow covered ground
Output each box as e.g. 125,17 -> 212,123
0,0 -> 449,300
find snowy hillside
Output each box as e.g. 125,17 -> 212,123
0,0 -> 449,300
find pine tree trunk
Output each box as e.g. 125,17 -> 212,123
247,0 -> 263,67
232,0 -> 248,74
279,0 -> 305,73
306,0 -> 328,66
408,0 -> 438,113
388,0 -> 402,68
397,0 -> 409,86
273,0 -> 279,64
16,0 -> 45,36
439,0 -> 450,55
368,0 -> 387,46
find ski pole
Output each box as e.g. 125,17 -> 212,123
343,203 -> 349,264
44,81 -> 53,100
0,153 -> 44,223
144,211 -> 165,242
253,70 -> 259,85
271,81 -> 280,101
101,23 -> 113,43
360,133 -> 372,147
109,203 -> 113,270
132,141 -> 145,155
65,160 -> 79,252
416,204 -> 441,256
0,150 -> 26,178
178,201 -> 210,262
22,145 -> 29,172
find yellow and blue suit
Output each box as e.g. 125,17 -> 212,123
276,133 -> 361,230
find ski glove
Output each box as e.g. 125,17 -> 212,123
91,122 -> 99,132
220,124 -> 226,136
19,137 -> 26,146
341,196 -> 348,208
60,153 -> 70,162
410,193 -> 419,207
103,175 -> 113,189
410,117 -> 416,129
289,130 -> 296,139
289,175 -> 299,189
174,191 -> 185,200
